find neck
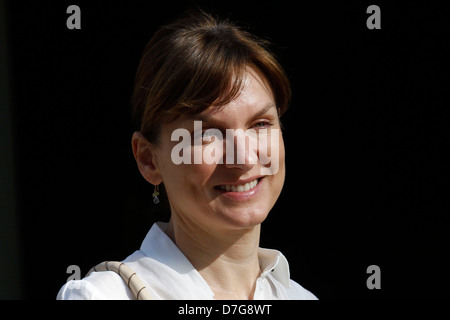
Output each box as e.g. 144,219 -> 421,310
166,215 -> 261,300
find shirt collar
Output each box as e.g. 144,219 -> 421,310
258,247 -> 292,288
140,222 -> 191,273
140,222 -> 215,298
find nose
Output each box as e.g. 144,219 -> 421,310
223,129 -> 258,171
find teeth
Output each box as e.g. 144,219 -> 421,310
217,179 -> 260,192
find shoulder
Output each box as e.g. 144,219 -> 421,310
287,279 -> 318,300
57,269 -> 134,300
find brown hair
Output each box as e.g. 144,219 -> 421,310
131,11 -> 291,143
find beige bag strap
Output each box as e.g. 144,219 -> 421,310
86,261 -> 153,300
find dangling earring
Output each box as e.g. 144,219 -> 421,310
152,184 -> 160,204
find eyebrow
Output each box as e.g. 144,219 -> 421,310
189,102 -> 277,123
251,102 -> 277,120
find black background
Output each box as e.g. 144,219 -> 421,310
5,0 -> 450,299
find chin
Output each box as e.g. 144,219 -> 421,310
215,205 -> 272,230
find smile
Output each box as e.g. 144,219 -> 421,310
215,178 -> 261,193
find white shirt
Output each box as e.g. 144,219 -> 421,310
57,222 -> 317,300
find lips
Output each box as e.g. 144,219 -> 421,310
214,177 -> 265,201
216,178 -> 261,192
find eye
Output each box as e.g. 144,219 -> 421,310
202,128 -> 222,144
202,131 -> 215,143
252,121 -> 273,129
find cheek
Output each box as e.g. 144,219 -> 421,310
271,134 -> 286,191
158,144 -> 217,192
260,129 -> 285,177
279,135 -> 286,168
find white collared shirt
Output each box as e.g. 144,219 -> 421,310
57,222 -> 317,300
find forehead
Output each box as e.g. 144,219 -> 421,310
197,67 -> 276,121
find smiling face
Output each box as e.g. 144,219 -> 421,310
152,66 -> 285,232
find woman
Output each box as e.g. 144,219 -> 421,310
57,11 -> 317,300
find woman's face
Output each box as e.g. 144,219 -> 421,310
154,67 -> 285,232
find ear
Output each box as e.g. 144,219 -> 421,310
131,131 -> 163,185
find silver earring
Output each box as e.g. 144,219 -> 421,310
152,184 -> 160,204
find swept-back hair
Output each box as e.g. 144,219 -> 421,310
131,11 -> 291,143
